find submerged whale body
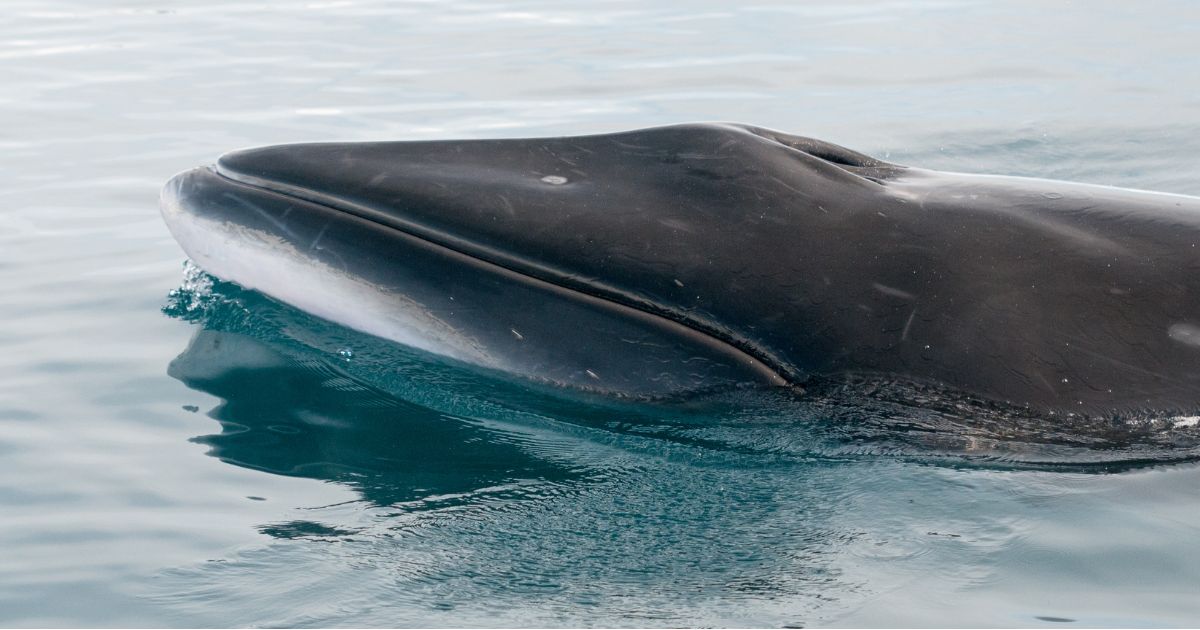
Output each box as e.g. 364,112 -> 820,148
161,123 -> 1200,414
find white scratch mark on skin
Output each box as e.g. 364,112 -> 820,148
309,223 -> 330,252
1056,334 -> 1181,384
586,369 -> 600,380
901,308 -> 916,341
873,283 -> 915,300
222,192 -> 298,240
765,175 -> 807,197
510,328 -> 523,340
497,195 -> 516,216
1035,372 -> 1059,395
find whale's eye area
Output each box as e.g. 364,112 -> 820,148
540,175 -> 568,185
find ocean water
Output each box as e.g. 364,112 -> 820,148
3,0 -> 1200,626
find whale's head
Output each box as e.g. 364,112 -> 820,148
162,122 -> 1200,412
215,123 -> 896,258
163,123 -> 900,396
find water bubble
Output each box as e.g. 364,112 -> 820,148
164,260 -> 215,314
338,348 -> 354,361
1042,192 -> 1064,200
540,175 -> 568,185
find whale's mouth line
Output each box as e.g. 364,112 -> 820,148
211,163 -> 804,386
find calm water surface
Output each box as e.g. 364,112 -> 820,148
3,0 -> 1200,626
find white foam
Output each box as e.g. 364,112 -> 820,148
1170,416 -> 1200,428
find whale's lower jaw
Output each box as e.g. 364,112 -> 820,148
160,167 -> 787,398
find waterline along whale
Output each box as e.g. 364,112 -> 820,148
161,123 -> 1200,414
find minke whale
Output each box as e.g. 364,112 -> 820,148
161,122 -> 1200,414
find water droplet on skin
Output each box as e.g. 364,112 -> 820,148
540,175 -> 568,185
338,348 -> 353,361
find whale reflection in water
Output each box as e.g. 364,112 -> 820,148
168,327 -> 592,509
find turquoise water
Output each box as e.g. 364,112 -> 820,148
3,0 -> 1200,626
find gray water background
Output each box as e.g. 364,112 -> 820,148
3,0 -> 1200,626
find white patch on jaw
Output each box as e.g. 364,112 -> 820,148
163,198 -> 496,368
1167,323 -> 1200,348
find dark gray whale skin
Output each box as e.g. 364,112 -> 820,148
162,122 -> 1200,414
